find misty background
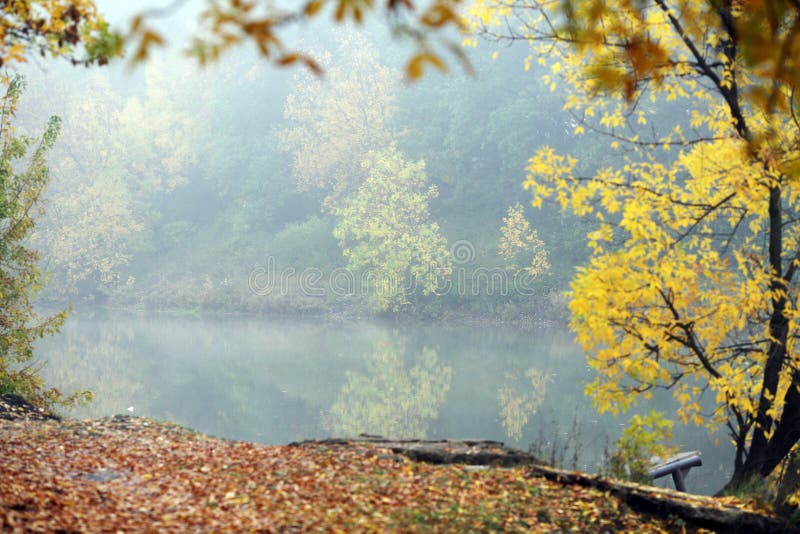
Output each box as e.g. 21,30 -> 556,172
17,0 -> 729,494
15,2 -> 597,317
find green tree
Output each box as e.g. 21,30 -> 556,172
0,76 -> 85,408
333,146 -> 452,311
607,411 -> 677,484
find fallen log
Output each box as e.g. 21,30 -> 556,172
291,435 -> 542,467
525,462 -> 790,534
291,435 -> 792,533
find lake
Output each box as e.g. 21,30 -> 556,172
37,309 -> 733,494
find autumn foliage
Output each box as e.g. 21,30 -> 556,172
127,0 -> 467,80
0,0 -> 118,68
467,0 -> 800,495
0,410 -> 747,532
0,76 -> 88,409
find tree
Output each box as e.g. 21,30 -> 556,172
19,63 -> 209,298
498,203 -> 549,278
0,1 -> 118,68
607,411 -> 677,484
468,0 -> 800,491
0,0 -> 465,80
32,175 -> 141,297
333,146 -> 452,311
278,33 -> 399,206
0,76 -> 86,408
0,2 -> 119,408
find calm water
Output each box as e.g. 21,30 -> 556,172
37,309 -> 733,494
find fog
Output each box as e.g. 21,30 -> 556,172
16,16 -> 589,312
17,1 -> 728,494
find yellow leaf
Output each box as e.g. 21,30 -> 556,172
406,53 -> 446,80
304,0 -> 324,16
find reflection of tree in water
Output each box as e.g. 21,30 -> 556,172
38,324 -> 144,418
498,368 -> 550,441
324,334 -> 452,438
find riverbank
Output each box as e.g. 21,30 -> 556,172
0,395 -> 789,532
39,280 -> 569,331
38,301 -> 566,333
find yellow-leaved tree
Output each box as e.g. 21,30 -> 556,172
278,33 -> 399,205
466,0 -> 800,493
333,146 -> 452,311
498,203 -> 550,278
0,1 -> 118,68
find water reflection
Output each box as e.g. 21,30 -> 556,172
498,368 -> 550,441
36,310 -> 733,494
38,314 -> 144,417
324,333 -> 452,438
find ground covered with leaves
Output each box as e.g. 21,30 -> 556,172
0,397 -> 787,532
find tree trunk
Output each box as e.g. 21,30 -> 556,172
722,186 -> 796,491
776,452 -> 800,517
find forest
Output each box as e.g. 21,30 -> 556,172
3,0 -> 800,525
14,28 -> 591,320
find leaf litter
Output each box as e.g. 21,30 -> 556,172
0,408 -> 779,532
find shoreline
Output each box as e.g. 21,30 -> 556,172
35,301 -> 568,331
0,396 -> 787,533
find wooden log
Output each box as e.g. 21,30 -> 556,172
291,436 -> 791,533
525,463 -> 789,533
